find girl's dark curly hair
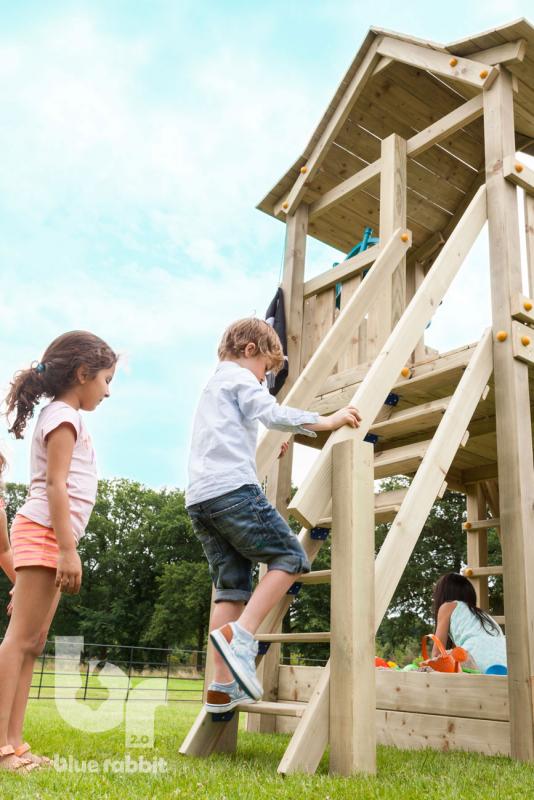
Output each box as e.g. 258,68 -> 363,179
433,572 -> 499,639
5,330 -> 117,439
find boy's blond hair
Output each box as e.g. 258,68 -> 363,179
218,318 -> 285,373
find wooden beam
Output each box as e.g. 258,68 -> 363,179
503,156 -> 534,194
525,194 -> 534,297
484,67 -> 534,761
289,185 -> 487,528
466,39 -> 527,67
511,293 -> 534,325
330,440 -> 375,775
511,319 -> 534,366
374,330 -> 493,625
256,228 -> 411,481
303,245 -> 380,298
309,158 -> 381,221
274,38 -> 381,217
406,95 -> 484,159
377,37 -> 497,90
368,134 -> 407,358
278,662 -> 330,775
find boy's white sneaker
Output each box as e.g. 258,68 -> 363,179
210,622 -> 263,701
205,680 -> 256,714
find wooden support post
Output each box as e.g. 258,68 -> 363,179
465,483 -> 489,609
367,134 -> 407,359
524,195 -> 534,298
484,68 -> 534,761
330,440 -> 375,775
249,206 -> 308,733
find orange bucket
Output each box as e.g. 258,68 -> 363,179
420,634 -> 468,673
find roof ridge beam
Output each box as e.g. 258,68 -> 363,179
376,36 -> 497,90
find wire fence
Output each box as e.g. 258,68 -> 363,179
0,639 -> 328,704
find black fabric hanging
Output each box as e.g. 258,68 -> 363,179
265,287 -> 288,395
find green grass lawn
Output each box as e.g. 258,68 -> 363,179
2,698 -> 534,799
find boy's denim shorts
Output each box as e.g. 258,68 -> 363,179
187,483 -> 311,603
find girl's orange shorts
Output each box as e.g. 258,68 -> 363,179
10,514 -> 59,570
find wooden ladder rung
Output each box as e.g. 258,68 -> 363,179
237,701 -> 306,717
463,565 -> 503,577
494,615 -> 505,626
374,440 -> 431,479
463,518 -> 501,531
255,632 -> 330,643
299,569 -> 331,585
318,488 -> 407,527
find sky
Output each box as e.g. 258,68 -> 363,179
0,0 -> 533,490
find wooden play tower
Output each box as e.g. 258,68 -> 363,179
181,20 -> 534,774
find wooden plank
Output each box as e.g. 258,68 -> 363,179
275,39 -> 381,216
330,440 -> 375,775
407,95 -> 484,159
375,331 -> 493,624
277,666 -> 510,720
463,517 -> 500,531
374,439 -> 430,479
376,36 -> 497,90
335,270 -> 365,372
289,185 -> 487,528
376,710 -> 510,756
179,707 -> 239,758
466,483 -> 489,609
299,569 -> 332,585
309,158 -> 382,221
370,396 -> 450,440
503,156 -> 534,194
303,246 -> 380,298
511,320 -> 534,366
241,701 -> 305,717
375,670 -> 509,721
484,68 -> 534,761
256,229 -> 411,481
277,661 -> 330,775
525,194 -> 534,297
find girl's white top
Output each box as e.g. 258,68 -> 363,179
19,401 -> 98,542
450,600 -> 507,673
186,361 -> 319,506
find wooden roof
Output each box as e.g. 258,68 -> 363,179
258,19 -> 534,255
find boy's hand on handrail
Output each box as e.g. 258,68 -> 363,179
304,406 -> 362,433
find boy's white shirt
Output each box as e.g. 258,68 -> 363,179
185,361 -> 319,506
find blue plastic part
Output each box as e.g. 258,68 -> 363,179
332,227 -> 379,309
212,711 -> 235,722
310,527 -> 330,541
287,582 -> 303,596
485,664 -> 508,675
364,433 -> 379,445
258,641 -> 271,655
384,392 -> 400,406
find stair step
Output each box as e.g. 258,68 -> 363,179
463,565 -> 503,577
370,396 -> 452,440
374,440 -> 431,479
463,518 -> 500,531
299,569 -> 331,585
318,488 -> 407,527
237,701 -> 306,718
256,632 -> 330,644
